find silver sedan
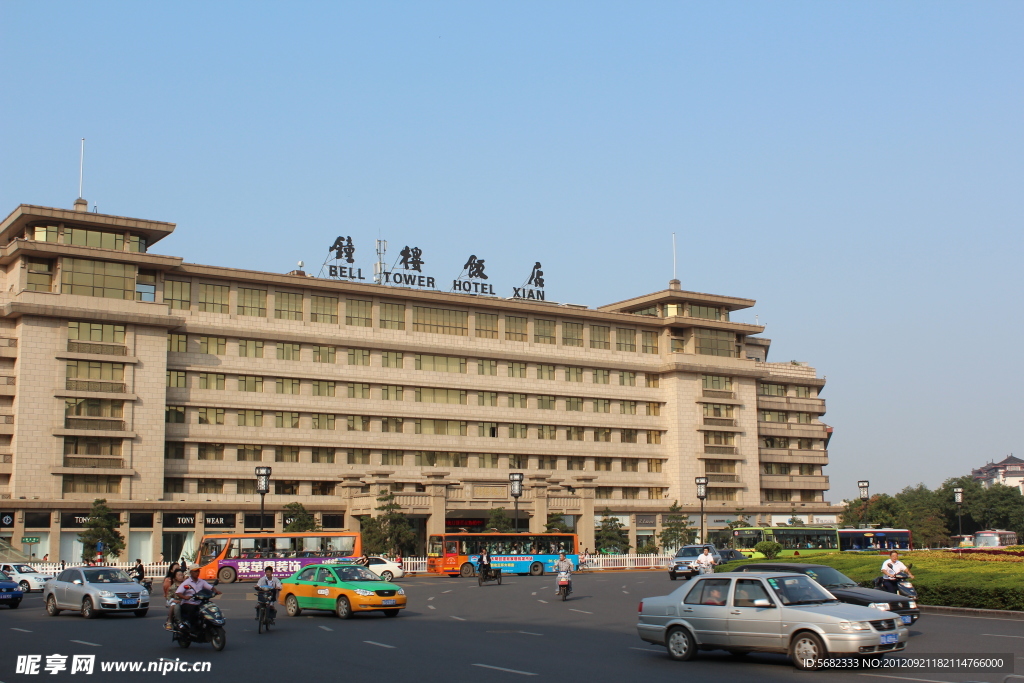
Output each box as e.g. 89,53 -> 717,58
43,567 -> 150,619
637,571 -> 908,670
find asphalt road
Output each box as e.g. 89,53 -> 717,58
1,570 -> 1020,683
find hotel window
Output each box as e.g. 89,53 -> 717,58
705,459 -> 735,474
620,371 -> 636,387
703,404 -> 733,418
198,283 -> 230,313
649,487 -> 667,500
508,454 -> 525,469
797,464 -> 817,476
200,336 -> 226,355
623,487 -> 640,499
237,445 -> 263,462
313,482 -> 336,496
313,345 -> 336,363
167,334 -> 187,352
277,378 -> 300,394
590,325 -> 610,350
275,446 -> 299,462
704,431 -> 735,446
479,422 -> 498,438
275,481 -> 299,495
702,375 -> 732,391
26,258 -> 54,291
310,295 -> 338,324
760,410 -> 787,423
508,362 -> 527,378
565,367 -> 584,382
595,487 -> 612,499
312,447 -> 336,464
312,413 -> 336,430
535,319 -> 556,344
593,369 -> 610,384
537,395 -> 556,410
165,406 -> 186,423
275,291 -> 303,320
198,444 -> 225,461
508,393 -> 527,409
505,316 -> 528,341
646,373 -> 660,388
275,412 -> 299,428
763,489 -> 791,502
164,442 -> 185,460
61,258 -> 134,299
537,425 -> 557,440
538,456 -> 558,470
641,330 -> 659,354
763,463 -> 790,475
382,351 -> 403,368
237,410 -> 263,427
65,398 -> 123,418
167,370 -> 186,388
378,302 -> 406,330
164,478 -> 185,494
348,348 -> 371,366
594,428 -> 611,442
381,385 -> 404,401
415,354 -> 465,372
709,489 -> 737,502
615,328 -> 636,352
562,322 -> 583,347
567,457 -> 585,471
620,400 -> 637,415
381,450 -> 404,465
537,364 -> 555,380
508,423 -> 528,439
239,339 -> 264,357
165,280 -> 191,309
595,458 -> 612,471
647,431 -> 662,444
344,299 -> 372,327
695,329 -> 737,357
647,459 -> 663,473
761,436 -> 789,449
236,480 -> 257,494
347,415 -> 371,432
348,383 -> 371,399
478,359 -> 497,376
67,361 -> 125,383
237,288 -> 267,317
593,399 -> 610,413
62,227 -> 124,250
238,375 -> 264,392
567,426 -> 584,441
64,475 -> 121,494
796,438 -> 816,450
277,342 -> 301,361
312,380 -> 336,397
475,312 -> 498,338
29,224 -> 59,242
689,305 -> 721,320
795,412 -> 812,424
795,386 -> 812,398
347,449 -> 370,465
800,490 -> 818,502
416,388 -> 466,404
621,429 -> 638,443
479,453 -> 500,468
135,270 -> 157,301
381,417 -> 404,432
413,306 -> 467,335
646,402 -> 660,416
565,397 -> 583,412
198,408 -> 224,425
478,391 -> 497,407
759,383 -> 786,396
416,452 -> 465,467
70,321 -> 126,344
415,419 -> 467,436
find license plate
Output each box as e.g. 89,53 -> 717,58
381,599 -> 396,606
0,593 -> 10,599
880,633 -> 898,645
121,599 -> 138,606
900,615 -> 912,624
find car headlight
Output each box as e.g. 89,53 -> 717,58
140,589 -> 149,597
353,589 -> 375,597
838,620 -> 872,631
98,591 -> 116,598
908,601 -> 916,609
397,588 -> 405,595
868,602 -> 891,611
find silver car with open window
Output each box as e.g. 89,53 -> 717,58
43,567 -> 150,619
637,571 -> 908,670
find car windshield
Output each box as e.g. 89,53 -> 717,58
83,569 -> 131,584
676,548 -> 700,557
13,565 -> 37,573
334,566 -> 380,582
802,566 -> 859,588
0,570 -> 10,581
765,575 -> 838,605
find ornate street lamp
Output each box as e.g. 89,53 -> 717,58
695,477 -> 708,544
953,486 -> 964,554
509,472 -> 524,533
255,467 -> 272,533
857,480 -> 870,529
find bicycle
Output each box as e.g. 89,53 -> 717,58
255,588 -> 274,634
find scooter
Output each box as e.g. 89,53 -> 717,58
556,571 -> 572,601
172,582 -> 226,651
874,571 -> 917,600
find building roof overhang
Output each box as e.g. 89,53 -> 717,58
0,205 -> 175,247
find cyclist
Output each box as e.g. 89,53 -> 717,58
255,566 -> 282,624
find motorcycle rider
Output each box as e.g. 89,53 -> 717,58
477,547 -> 492,580
174,566 -> 221,632
554,552 -> 573,594
881,551 -> 914,594
255,566 -> 282,624
129,559 -> 145,582
694,547 -> 717,575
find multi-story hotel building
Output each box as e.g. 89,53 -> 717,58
0,200 -> 836,562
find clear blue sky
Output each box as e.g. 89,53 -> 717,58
2,2 -> 1022,502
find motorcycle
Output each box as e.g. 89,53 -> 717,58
172,583 -> 226,651
556,571 -> 572,601
255,586 -> 276,633
874,570 -> 918,600
477,564 -> 502,586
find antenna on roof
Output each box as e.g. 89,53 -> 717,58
374,239 -> 388,284
672,232 -> 677,280
78,138 -> 85,199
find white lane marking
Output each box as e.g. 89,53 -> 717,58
537,600 -> 548,604
630,646 -> 663,653
442,590 -> 452,594
569,608 -> 592,614
622,591 -> 629,594
981,633 -> 1024,638
451,616 -> 466,621
428,597 -> 435,601
923,613 -> 1024,621
319,625 -> 333,631
70,640 -> 101,647
858,676 -> 960,683
364,641 -> 395,649
428,605 -> 436,610
10,628 -> 32,633
539,586 -> 548,590
518,631 -> 542,636
472,664 -> 537,676
531,592 -> 537,596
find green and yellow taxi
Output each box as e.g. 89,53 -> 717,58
279,563 -> 407,619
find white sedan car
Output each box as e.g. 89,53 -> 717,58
0,563 -> 55,592
366,557 -> 405,581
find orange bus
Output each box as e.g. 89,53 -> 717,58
427,532 -> 578,577
197,531 -> 361,582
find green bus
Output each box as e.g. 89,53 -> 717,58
731,526 -> 840,558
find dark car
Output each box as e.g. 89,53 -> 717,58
734,563 -> 919,625
0,569 -> 23,608
718,549 -> 746,562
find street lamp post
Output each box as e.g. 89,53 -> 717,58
857,480 -> 870,529
509,473 -> 524,533
953,486 -> 964,556
695,477 -> 708,545
255,467 -> 272,533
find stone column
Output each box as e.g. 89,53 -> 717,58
529,475 -> 549,533
339,475 -> 364,531
424,471 -> 451,537
575,476 -> 597,551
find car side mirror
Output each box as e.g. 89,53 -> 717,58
72,579 -> 83,585
752,599 -> 773,608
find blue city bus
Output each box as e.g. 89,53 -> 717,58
427,533 -> 579,577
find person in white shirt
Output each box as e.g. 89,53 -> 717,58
256,566 -> 283,623
174,566 -> 220,630
694,547 -> 717,575
880,551 -> 914,593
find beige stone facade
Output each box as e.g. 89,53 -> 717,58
0,202 -> 838,562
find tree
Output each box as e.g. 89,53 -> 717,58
77,499 -> 125,562
544,512 -> 572,533
484,507 -> 515,533
636,539 -> 660,554
360,490 -> 417,556
754,541 -> 783,560
658,501 -> 695,551
283,502 -> 320,532
595,508 -> 631,554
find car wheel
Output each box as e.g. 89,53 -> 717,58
529,562 -> 544,576
335,596 -> 352,619
460,563 -> 475,578
669,573 -> 677,581
19,580 -> 31,592
478,573 -> 484,587
46,595 -> 61,616
210,626 -> 226,651
380,571 -> 394,582
10,600 -> 20,609
383,609 -> 399,618
285,594 -> 301,617
134,609 -> 148,617
790,631 -> 826,670
496,571 -> 502,585
81,597 -> 96,619
665,626 -> 696,661
218,567 -> 237,583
